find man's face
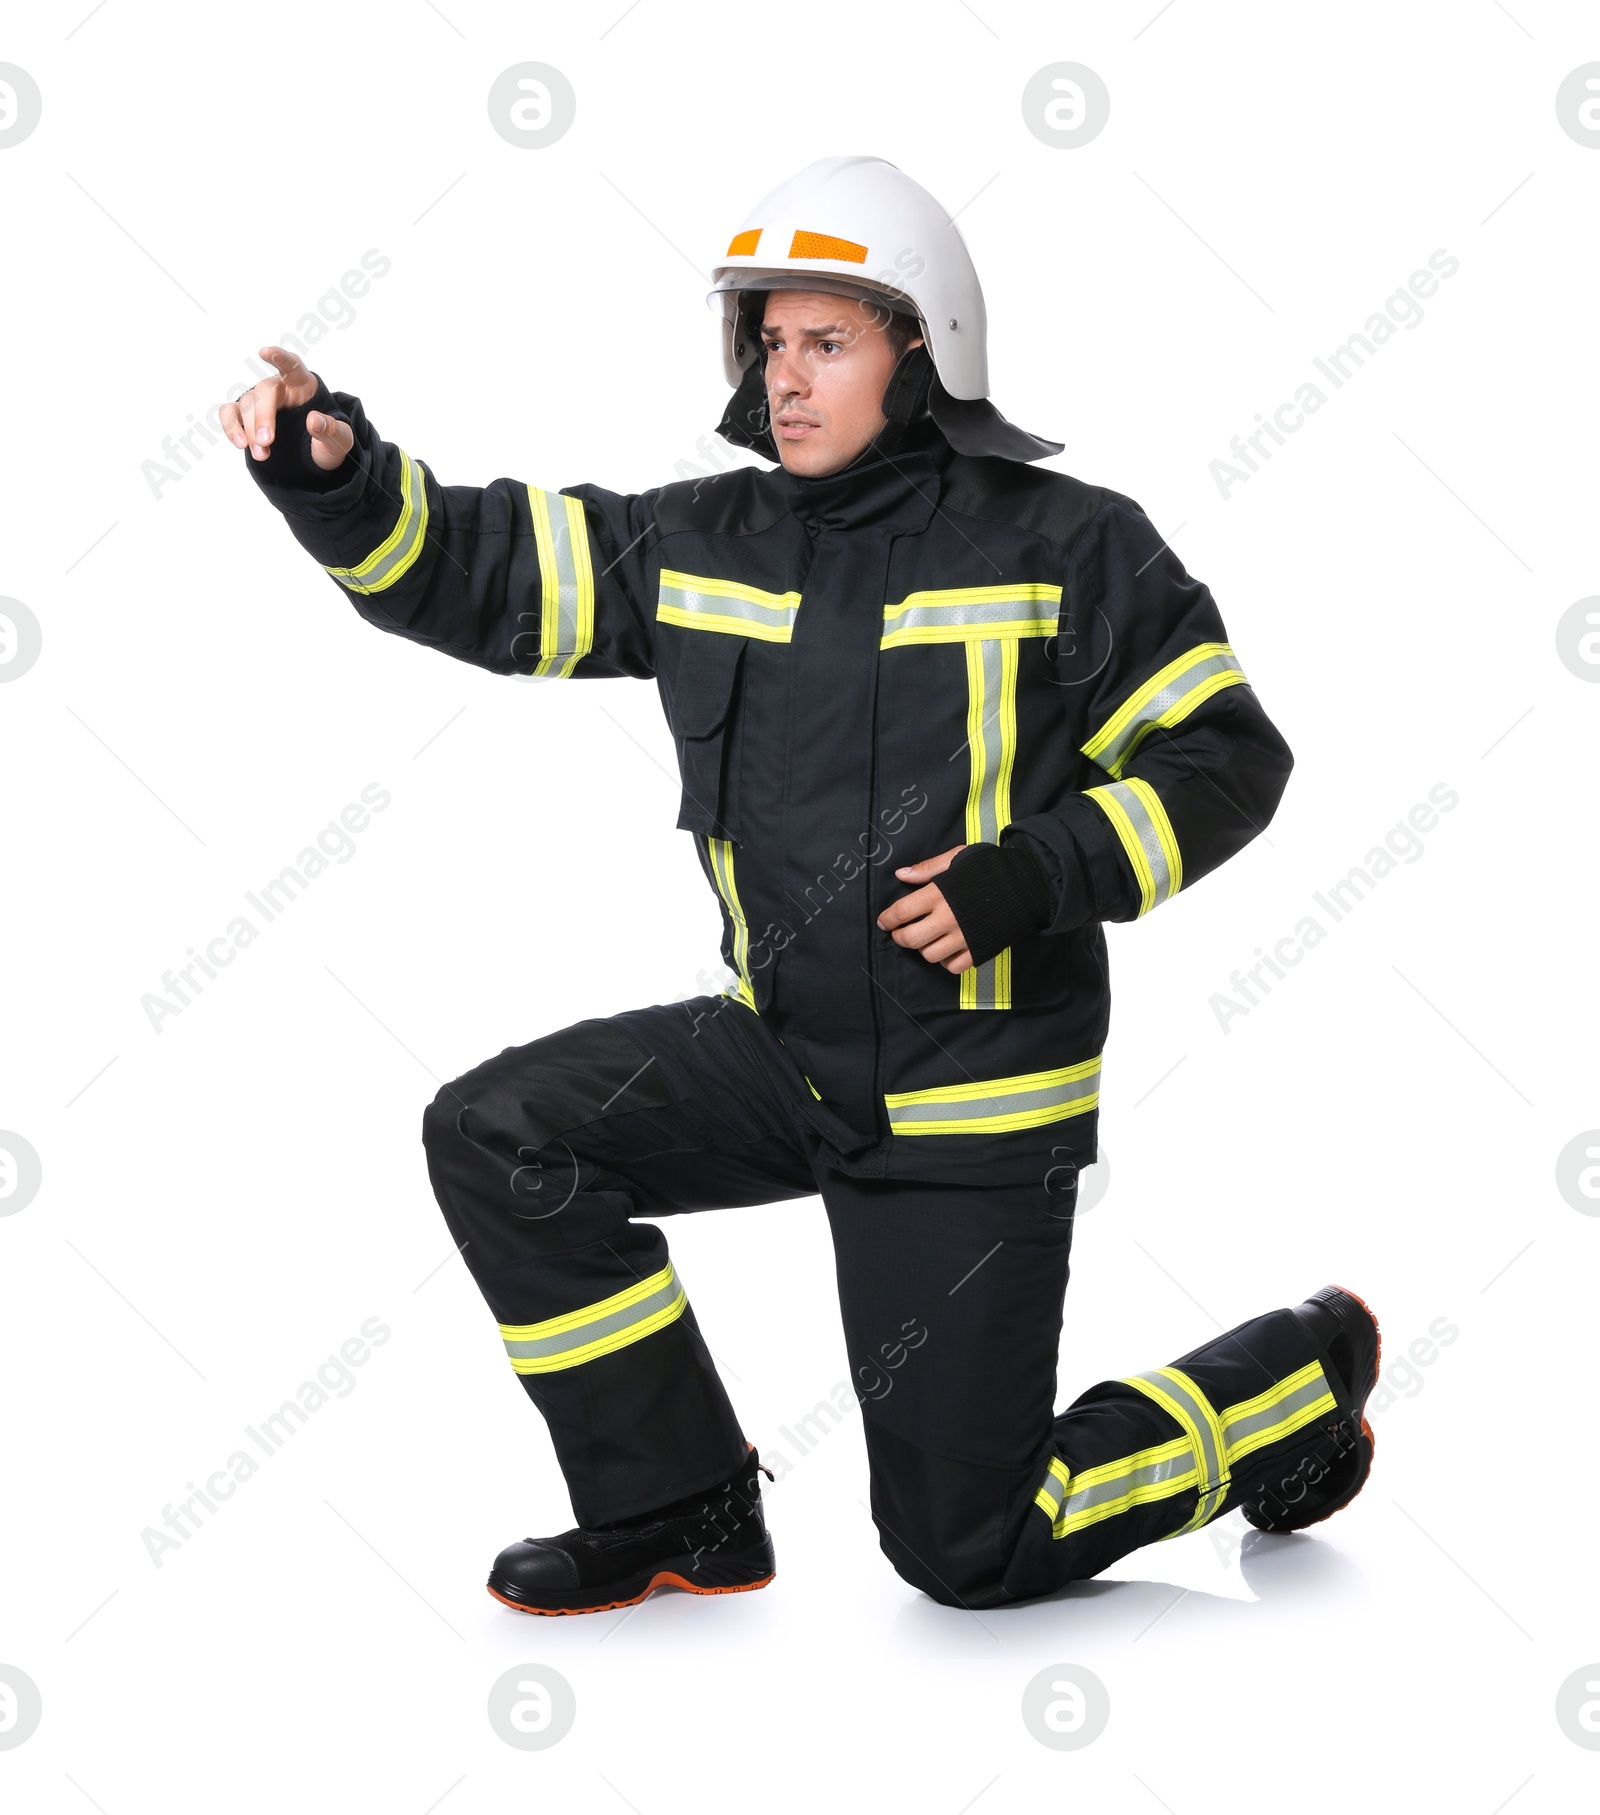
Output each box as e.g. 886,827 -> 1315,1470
759,289 -> 921,476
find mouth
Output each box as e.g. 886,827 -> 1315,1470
776,415 -> 822,441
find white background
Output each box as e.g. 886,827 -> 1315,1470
2,1 -> 1597,1809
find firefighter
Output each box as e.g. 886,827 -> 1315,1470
225,156 -> 1380,1616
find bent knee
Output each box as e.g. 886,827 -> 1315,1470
419,1044 -> 541,1163
425,1019 -> 671,1161
420,1079 -> 470,1158
863,1417 -> 1022,1607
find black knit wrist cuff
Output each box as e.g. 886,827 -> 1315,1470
249,375 -> 352,492
937,839 -> 1056,968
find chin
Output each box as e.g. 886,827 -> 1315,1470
780,438 -> 855,477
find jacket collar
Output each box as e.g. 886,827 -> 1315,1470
778,426 -> 951,535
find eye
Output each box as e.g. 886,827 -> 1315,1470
818,340 -> 842,355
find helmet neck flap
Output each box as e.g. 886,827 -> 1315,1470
714,290 -> 1062,472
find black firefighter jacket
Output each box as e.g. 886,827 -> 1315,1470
249,386 -> 1294,1187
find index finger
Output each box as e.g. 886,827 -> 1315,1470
893,843 -> 966,881
259,345 -> 308,384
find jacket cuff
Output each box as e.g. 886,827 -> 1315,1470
1000,810 -> 1111,933
937,839 -> 1056,967
247,374 -> 363,498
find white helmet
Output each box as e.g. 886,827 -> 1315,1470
708,156 -> 1061,462
708,154 -> 988,399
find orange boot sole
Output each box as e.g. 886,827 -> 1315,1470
487,1564 -> 776,1617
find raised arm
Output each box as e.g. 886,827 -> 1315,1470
223,347 -> 657,679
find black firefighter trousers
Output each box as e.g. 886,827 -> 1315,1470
421,994 -> 1353,1610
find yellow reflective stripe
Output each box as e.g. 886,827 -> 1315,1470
884,583 -> 1063,617
498,1263 -> 688,1375
962,639 -> 990,843
658,607 -> 794,641
1220,1360 -> 1337,1463
885,1056 -> 1101,1135
1134,1366 -> 1231,1534
879,584 -> 1061,648
499,1264 -> 677,1341
528,488 -> 596,678
960,637 -> 1019,1010
1085,776 -> 1181,914
658,570 -> 800,643
965,944 -> 1012,1012
506,1293 -> 687,1374
529,487 -> 560,674
706,836 -> 756,1009
1034,1455 -> 1073,1519
661,570 -> 799,607
996,638 -> 1019,832
1083,642 -> 1248,778
1128,777 -> 1182,903
568,494 -> 596,671
1040,1360 -> 1333,1543
1035,1438 -> 1196,1537
885,1057 -> 1103,1107
882,619 -> 1057,648
322,450 -> 429,595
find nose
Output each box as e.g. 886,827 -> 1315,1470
766,344 -> 810,405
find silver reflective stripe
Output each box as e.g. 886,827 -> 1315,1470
1084,643 -> 1247,778
965,949 -> 1008,1011
880,584 -> 1060,648
966,639 -> 1009,844
960,638 -> 1019,1011
885,1056 -> 1101,1136
1039,1359 -> 1342,1546
1052,1450 -> 1194,1526
1085,778 -> 1181,915
706,837 -> 756,1009
1036,1459 -> 1070,1518
323,450 -> 429,595
498,1264 -> 686,1374
1222,1361 -> 1336,1462
528,488 -> 596,678
1033,1439 -> 1196,1537
1126,1366 -> 1230,1532
658,570 -> 799,643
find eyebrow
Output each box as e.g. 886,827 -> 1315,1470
759,322 -> 848,339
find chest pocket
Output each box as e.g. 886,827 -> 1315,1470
664,633 -> 747,841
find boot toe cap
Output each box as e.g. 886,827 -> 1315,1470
490,1538 -> 581,1593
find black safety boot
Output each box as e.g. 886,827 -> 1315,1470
487,1447 -> 776,1615
1240,1285 -> 1382,1534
